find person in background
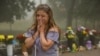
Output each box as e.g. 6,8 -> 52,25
24,4 -> 60,56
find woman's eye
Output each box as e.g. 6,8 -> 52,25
42,15 -> 45,17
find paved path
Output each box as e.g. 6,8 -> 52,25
59,49 -> 100,56
0,47 -> 100,56
13,48 -> 100,56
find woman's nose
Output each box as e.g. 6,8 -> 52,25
38,16 -> 42,20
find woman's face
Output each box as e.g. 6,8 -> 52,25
36,10 -> 49,25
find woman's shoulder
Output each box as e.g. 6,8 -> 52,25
49,26 -> 59,32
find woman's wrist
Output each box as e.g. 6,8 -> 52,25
32,36 -> 35,39
40,31 -> 45,34
40,31 -> 45,38
32,31 -> 38,39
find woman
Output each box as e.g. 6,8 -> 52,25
24,4 -> 60,56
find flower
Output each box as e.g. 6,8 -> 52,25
7,35 -> 14,40
16,34 -> 26,43
6,35 -> 14,44
0,34 -> 14,44
0,34 -> 5,42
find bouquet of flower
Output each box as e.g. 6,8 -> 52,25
6,35 -> 14,44
0,34 -> 5,42
16,34 -> 26,43
0,34 -> 14,45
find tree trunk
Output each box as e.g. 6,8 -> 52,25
67,0 -> 76,26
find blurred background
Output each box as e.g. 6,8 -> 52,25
0,0 -> 100,35
0,0 -> 100,56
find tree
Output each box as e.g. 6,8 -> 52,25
73,0 -> 100,29
48,0 -> 100,30
48,0 -> 67,19
48,0 -> 76,26
66,0 -> 76,26
74,0 -> 100,19
0,0 -> 35,23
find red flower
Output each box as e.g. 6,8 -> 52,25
16,34 -> 26,43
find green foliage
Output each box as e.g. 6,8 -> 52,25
49,0 -> 100,19
48,0 -> 68,19
0,0 -> 35,23
74,0 -> 100,19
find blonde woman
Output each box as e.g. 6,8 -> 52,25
24,4 -> 60,56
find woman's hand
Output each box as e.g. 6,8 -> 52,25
38,20 -> 46,33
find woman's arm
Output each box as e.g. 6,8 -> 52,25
39,28 -> 59,51
40,31 -> 54,51
25,31 -> 38,48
